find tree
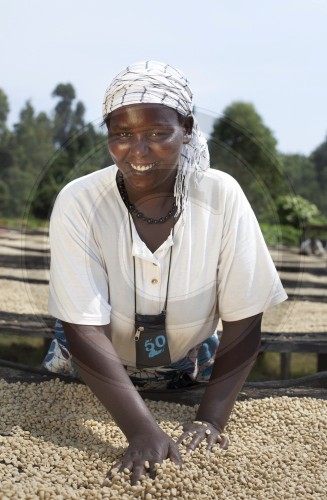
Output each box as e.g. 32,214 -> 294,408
281,154 -> 321,209
0,179 -> 10,215
0,88 -> 10,133
208,102 -> 285,219
0,84 -> 109,219
12,102 -> 54,173
310,137 -> 327,214
0,90 -> 14,215
52,83 -> 76,146
3,102 -> 55,218
0,89 -> 13,171
31,83 -> 108,219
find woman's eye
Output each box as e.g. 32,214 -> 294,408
150,131 -> 169,138
119,132 -> 131,138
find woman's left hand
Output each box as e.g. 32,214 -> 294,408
176,421 -> 228,452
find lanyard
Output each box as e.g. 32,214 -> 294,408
128,214 -> 174,314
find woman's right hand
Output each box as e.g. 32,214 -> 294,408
62,324 -> 182,484
109,427 -> 182,484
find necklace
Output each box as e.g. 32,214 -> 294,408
117,171 -> 177,224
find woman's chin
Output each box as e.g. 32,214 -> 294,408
122,167 -> 177,193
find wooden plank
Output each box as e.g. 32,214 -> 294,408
0,309 -> 326,354
1,362 -> 327,402
261,332 -> 327,353
261,342 -> 327,353
0,312 -> 55,338
0,328 -> 52,338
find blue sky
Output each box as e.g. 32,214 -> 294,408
1,0 -> 326,155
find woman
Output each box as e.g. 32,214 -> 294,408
45,61 -> 287,484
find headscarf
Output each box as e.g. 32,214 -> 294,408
102,61 -> 210,216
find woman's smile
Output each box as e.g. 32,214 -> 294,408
129,162 -> 158,172
107,103 -> 191,193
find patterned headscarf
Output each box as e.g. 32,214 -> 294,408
102,61 -> 210,216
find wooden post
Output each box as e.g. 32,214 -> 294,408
280,353 -> 291,379
317,354 -> 327,372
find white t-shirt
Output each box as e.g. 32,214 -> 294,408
48,165 -> 287,367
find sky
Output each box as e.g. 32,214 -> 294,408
1,0 -> 327,155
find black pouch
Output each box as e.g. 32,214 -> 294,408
134,311 -> 172,369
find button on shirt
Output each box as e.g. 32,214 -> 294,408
129,220 -> 174,316
48,165 -> 287,368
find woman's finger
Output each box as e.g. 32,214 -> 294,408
176,432 -> 191,446
118,459 -> 134,474
220,435 -> 229,450
131,464 -> 146,485
148,461 -> 157,480
168,443 -> 183,466
107,460 -> 122,478
187,432 -> 205,452
206,433 -> 219,451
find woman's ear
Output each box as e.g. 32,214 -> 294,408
183,115 -> 194,144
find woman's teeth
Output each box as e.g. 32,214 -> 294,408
130,163 -> 155,172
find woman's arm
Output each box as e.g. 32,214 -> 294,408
177,313 -> 262,450
62,323 -> 182,482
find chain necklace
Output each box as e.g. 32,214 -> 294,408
117,171 -> 177,224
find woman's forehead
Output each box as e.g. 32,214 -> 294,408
108,103 -> 179,126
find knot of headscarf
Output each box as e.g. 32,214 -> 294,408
102,61 -> 210,216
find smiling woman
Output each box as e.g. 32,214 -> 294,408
106,104 -> 192,250
107,105 -> 189,196
42,60 -> 287,484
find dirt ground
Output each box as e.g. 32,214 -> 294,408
0,227 -> 326,335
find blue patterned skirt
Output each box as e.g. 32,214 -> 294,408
42,320 -> 219,390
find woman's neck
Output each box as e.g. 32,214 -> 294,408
117,171 -> 176,220
120,170 -> 176,211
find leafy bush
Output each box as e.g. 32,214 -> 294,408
260,223 -> 301,246
275,195 -> 321,228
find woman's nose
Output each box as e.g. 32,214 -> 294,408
131,135 -> 149,156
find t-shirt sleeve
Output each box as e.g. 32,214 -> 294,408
217,182 -> 287,322
48,189 -> 111,325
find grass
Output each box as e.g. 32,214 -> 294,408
0,335 -> 319,379
0,335 -> 48,367
248,352 -> 317,381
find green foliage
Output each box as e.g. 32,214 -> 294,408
0,101 -> 56,218
275,194 -> 321,229
208,102 -> 286,219
0,179 -> 10,214
4,167 -> 35,217
280,153 -> 324,214
52,83 -> 77,145
0,88 -> 10,126
310,137 -> 327,214
249,353 -> 317,381
0,334 -> 45,367
0,89 -> 13,174
211,101 -> 277,152
1,89 -> 326,224
259,223 -> 301,246
30,128 -> 108,219
0,84 -> 109,220
29,83 -> 108,219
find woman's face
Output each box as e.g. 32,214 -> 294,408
107,103 -> 192,192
